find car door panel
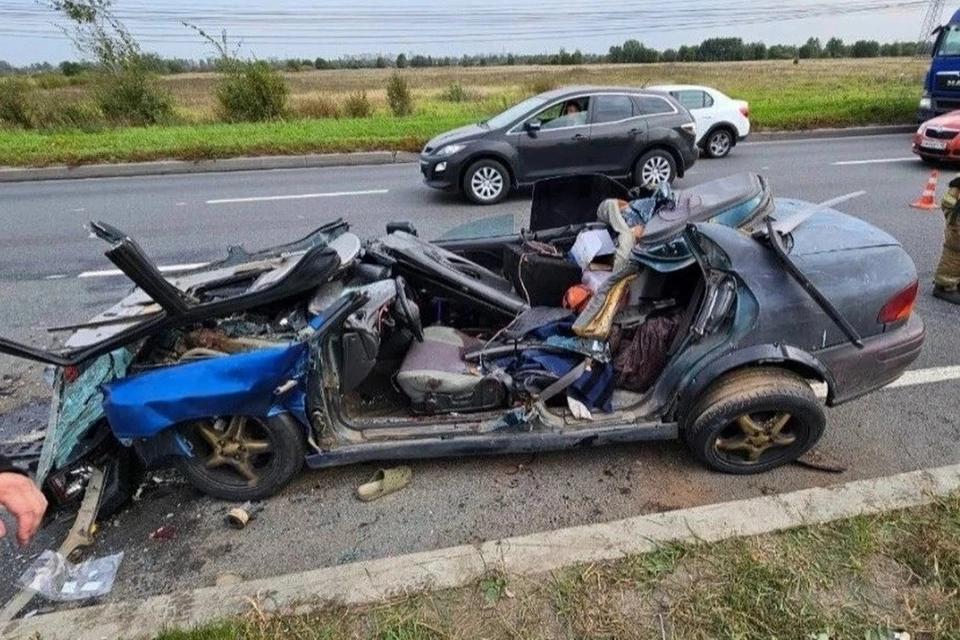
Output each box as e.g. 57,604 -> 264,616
517,127 -> 592,182
516,99 -> 592,182
588,94 -> 647,176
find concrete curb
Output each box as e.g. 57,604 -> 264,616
5,463 -> 959,640
0,151 -> 421,183
746,124 -> 917,142
0,126 -> 916,183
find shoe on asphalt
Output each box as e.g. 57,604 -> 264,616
933,285 -> 960,305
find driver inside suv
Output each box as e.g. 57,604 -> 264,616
540,99 -> 589,130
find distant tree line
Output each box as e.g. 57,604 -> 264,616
0,36 -> 927,76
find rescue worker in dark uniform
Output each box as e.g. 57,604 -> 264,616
0,453 -> 47,546
934,175 -> 960,305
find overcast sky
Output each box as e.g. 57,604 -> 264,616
0,0 -> 939,65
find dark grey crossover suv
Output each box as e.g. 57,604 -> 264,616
419,86 -> 699,204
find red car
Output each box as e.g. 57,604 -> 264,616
913,111 -> 960,162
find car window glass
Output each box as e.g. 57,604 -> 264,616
592,94 -> 635,124
703,91 -> 714,108
485,95 -> 548,129
635,95 -> 675,116
675,90 -> 707,110
532,98 -> 590,130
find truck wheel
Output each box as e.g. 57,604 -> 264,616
463,159 -> 510,205
176,414 -> 306,501
682,368 -> 824,475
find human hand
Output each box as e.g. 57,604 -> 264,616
0,472 -> 48,546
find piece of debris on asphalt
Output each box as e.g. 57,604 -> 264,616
356,466 -> 413,502
1,467 -> 106,622
149,525 -> 177,541
226,501 -> 264,529
227,508 -> 250,529
17,550 -> 124,602
215,572 -> 244,587
795,447 -> 849,473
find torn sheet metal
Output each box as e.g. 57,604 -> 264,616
102,343 -> 309,440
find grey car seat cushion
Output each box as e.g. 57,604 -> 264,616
395,326 -> 484,401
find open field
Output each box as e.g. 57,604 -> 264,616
157,492 -> 960,640
0,58 -> 928,167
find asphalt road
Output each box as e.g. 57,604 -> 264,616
1,133 -> 959,612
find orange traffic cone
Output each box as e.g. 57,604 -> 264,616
911,169 -> 939,210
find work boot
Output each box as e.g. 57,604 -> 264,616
933,285 -> 960,305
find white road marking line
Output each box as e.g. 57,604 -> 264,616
77,262 -> 208,278
831,157 -> 917,166
71,207 -> 86,212
812,365 -> 960,399
206,188 -> 389,205
44,274 -> 68,280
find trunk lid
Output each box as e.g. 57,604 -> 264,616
769,198 -> 900,255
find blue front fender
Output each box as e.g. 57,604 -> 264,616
102,342 -> 312,441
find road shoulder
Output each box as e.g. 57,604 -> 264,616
5,462 -> 958,640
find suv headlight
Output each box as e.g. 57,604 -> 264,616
437,143 -> 467,156
920,97 -> 932,110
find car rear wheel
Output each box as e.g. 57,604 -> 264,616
682,368 -> 825,474
176,414 -> 306,501
705,128 -> 734,158
633,149 -> 677,187
463,159 -> 510,205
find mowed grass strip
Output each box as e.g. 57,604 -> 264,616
156,492 -> 960,640
0,58 -> 927,167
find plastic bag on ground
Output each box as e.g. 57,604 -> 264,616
17,550 -> 124,601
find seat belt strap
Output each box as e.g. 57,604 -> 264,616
538,358 -> 590,404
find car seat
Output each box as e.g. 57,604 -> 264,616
395,326 -> 509,415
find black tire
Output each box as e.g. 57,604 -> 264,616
463,159 -> 510,205
632,149 -> 677,188
176,414 -> 307,501
704,127 -> 735,159
682,367 -> 825,475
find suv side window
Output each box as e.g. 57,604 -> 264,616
634,95 -> 675,116
592,94 -> 635,124
530,97 -> 590,130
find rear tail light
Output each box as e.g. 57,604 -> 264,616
878,280 -> 918,324
682,122 -> 697,135
739,104 -> 750,118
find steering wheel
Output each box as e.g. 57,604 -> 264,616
393,276 -> 424,342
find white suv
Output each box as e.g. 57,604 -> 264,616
647,84 -> 751,158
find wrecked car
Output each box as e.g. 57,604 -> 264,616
0,172 -> 925,513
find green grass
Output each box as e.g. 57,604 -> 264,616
0,58 -> 926,167
0,106 -> 488,167
155,492 -> 960,640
